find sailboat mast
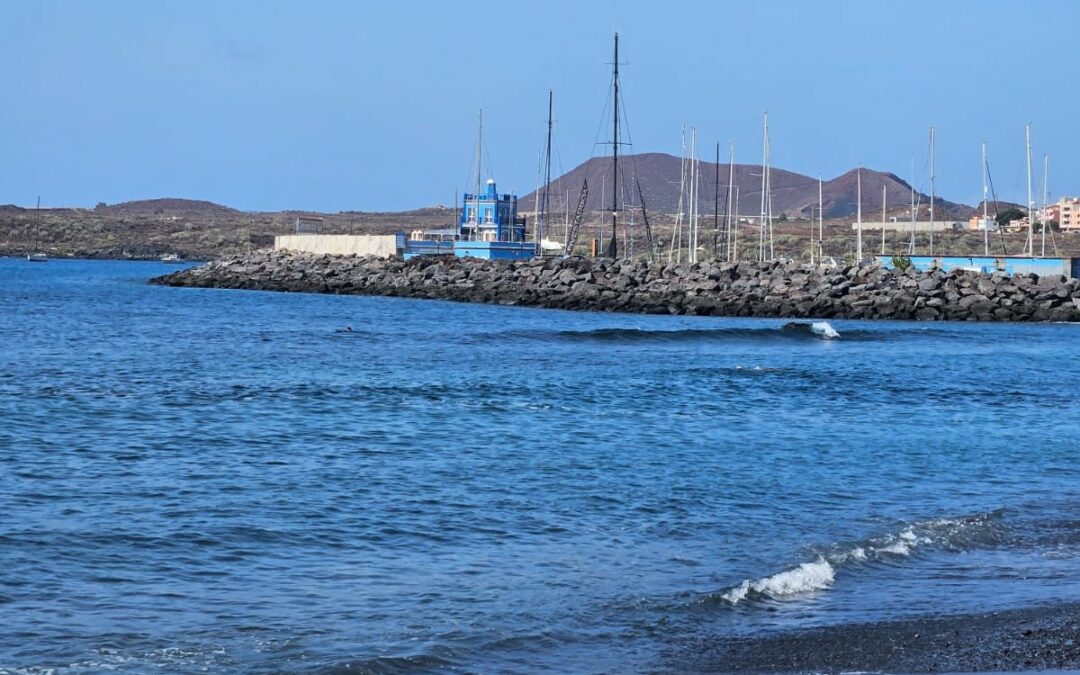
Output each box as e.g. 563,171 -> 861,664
672,128 -> 686,263
564,188 -> 570,247
909,155 -> 916,255
690,128 -> 698,263
533,152 -> 542,242
1041,154 -> 1048,257
688,130 -> 695,263
759,112 -> 768,262
734,185 -> 741,261
725,142 -> 735,262
473,109 -> 483,240
856,168 -> 863,262
714,141 -> 720,259
1026,123 -> 1034,255
607,33 -> 620,259
695,136 -> 701,262
540,89 -> 554,250
766,119 -> 774,259
817,177 -> 823,264
881,182 -> 887,257
982,142 -> 989,256
34,196 -> 41,257
929,125 -> 936,257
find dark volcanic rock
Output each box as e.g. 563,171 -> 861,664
150,250 -> 1080,323
670,602 -> 1080,674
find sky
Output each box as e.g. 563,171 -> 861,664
2,0 -> 1078,212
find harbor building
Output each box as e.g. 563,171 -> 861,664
403,179 -> 535,261
459,180 -> 526,243
852,220 -> 963,232
967,215 -> 999,231
1045,197 -> 1080,230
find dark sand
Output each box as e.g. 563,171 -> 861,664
670,602 -> 1080,673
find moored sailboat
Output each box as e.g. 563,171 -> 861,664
26,197 -> 47,262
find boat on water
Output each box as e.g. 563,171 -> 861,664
26,197 -> 47,262
160,253 -> 184,263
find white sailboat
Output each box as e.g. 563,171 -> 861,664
26,197 -> 47,262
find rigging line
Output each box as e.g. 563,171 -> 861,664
483,144 -> 496,184
589,71 -> 616,154
985,161 -> 1008,255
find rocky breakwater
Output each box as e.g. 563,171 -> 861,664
151,250 -> 1080,322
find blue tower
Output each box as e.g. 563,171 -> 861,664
459,179 -> 527,243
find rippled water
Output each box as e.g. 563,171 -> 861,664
2,258 -> 1079,673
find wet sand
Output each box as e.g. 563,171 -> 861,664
672,602 -> 1080,673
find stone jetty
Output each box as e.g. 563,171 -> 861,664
151,250 -> 1080,322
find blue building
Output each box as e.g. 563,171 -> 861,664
459,179 -> 527,242
403,178 -> 536,261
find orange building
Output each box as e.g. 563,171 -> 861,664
1045,198 -> 1080,230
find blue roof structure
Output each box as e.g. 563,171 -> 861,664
459,179 -> 527,244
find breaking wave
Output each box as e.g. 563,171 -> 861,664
494,324 -> 863,344
706,511 -> 1005,607
720,558 -> 836,604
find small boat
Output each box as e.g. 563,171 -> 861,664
26,197 -> 47,262
160,253 -> 184,263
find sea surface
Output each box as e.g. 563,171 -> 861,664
2,258 -> 1079,674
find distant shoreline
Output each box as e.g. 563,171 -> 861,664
0,253 -> 207,263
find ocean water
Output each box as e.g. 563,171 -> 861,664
2,258 -> 1079,674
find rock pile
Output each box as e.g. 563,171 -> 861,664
151,250 -> 1080,322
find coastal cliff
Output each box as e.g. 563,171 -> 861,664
151,250 -> 1080,322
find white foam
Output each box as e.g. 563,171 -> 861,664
811,321 -> 840,339
721,557 -> 835,604
713,512 -> 1000,608
879,540 -> 912,555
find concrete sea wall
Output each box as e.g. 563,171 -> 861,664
274,234 -> 399,257
152,250 -> 1080,322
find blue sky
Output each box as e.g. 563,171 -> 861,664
2,0 -> 1077,211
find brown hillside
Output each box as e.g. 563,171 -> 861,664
518,153 -> 972,220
